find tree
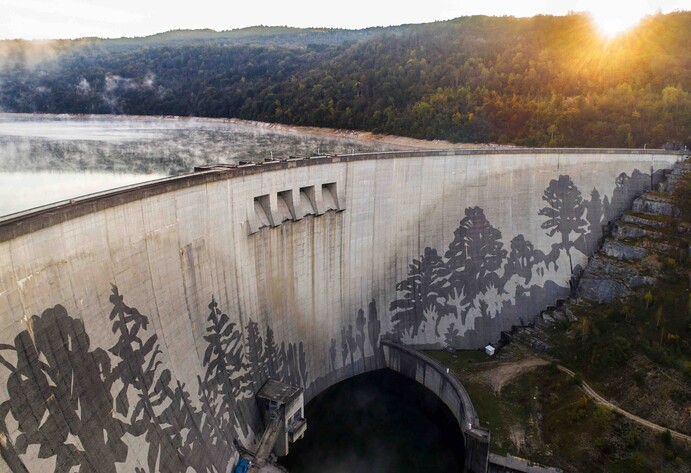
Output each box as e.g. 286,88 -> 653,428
346,325 -> 357,371
246,319 -> 267,385
265,326 -> 279,378
0,304 -> 126,473
201,297 -> 253,437
443,206 -> 507,324
366,299 -> 382,366
390,246 -> 451,338
341,326 -> 349,368
298,342 -> 308,387
503,234 -> 543,286
329,338 -> 337,370
109,285 -> 219,473
355,308 -> 367,363
538,175 -> 587,272
585,188 -> 604,250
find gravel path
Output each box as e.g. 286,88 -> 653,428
556,365 -> 691,444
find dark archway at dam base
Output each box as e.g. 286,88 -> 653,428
279,369 -> 465,473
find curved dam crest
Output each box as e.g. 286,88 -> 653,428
0,149 -> 680,473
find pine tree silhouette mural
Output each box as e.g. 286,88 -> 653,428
265,326 -> 279,379
390,246 -> 450,337
585,188 -> 604,250
602,194 -> 612,224
341,326 -> 349,368
329,338 -> 338,370
443,206 -> 506,325
246,319 -> 267,385
298,342 -> 308,387
108,285 -> 218,473
538,175 -> 587,272
366,299 -> 382,366
355,308 -> 367,366
279,342 -> 289,382
202,296 -> 253,437
346,325 -> 357,372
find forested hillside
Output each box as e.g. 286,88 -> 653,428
1,12 -> 689,147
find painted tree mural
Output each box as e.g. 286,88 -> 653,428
504,234 -> 542,285
265,326 -> 279,379
0,167 -> 660,471
388,172 -> 651,345
355,308 -> 367,367
390,246 -> 450,337
583,188 -> 605,251
245,319 -> 267,385
0,287 -> 238,473
326,300 -> 384,375
0,305 -> 126,473
341,326 -> 349,368
109,286 -> 219,473
329,338 -> 337,370
298,342 -> 308,387
444,206 -> 507,325
538,175 -> 587,272
201,297 -> 253,438
367,299 -> 383,367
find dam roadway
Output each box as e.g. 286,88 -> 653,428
0,148 -> 681,473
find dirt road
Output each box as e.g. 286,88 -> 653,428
557,365 -> 691,444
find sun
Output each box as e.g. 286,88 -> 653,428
587,4 -> 648,38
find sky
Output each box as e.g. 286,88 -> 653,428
0,0 -> 687,40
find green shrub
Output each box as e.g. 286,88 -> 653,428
659,429 -> 673,447
633,370 -> 646,386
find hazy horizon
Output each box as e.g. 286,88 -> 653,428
1,0 -> 687,41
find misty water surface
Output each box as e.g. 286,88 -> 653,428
0,171 -> 168,216
0,113 -> 406,217
280,369 -> 465,473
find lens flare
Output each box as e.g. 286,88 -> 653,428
587,4 -> 648,38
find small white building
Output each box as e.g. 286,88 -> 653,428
485,345 -> 496,356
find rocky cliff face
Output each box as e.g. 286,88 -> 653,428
577,160 -> 691,303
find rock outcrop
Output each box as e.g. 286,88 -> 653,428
577,160 -> 691,303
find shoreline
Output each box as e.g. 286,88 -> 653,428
0,112 -> 514,150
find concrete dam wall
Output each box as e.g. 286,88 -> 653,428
0,149 -> 679,472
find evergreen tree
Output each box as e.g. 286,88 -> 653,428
329,338 -> 338,370
245,319 -> 267,385
584,188 -> 604,251
298,342 -> 308,387
443,207 -> 507,324
346,325 -> 357,371
201,297 -> 252,437
538,175 -> 587,272
341,326 -> 349,368
265,326 -> 279,378
366,299 -> 382,366
390,246 -> 451,337
355,308 -> 367,363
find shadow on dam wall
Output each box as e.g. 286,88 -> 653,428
0,149 -> 682,472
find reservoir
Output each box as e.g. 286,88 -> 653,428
0,113 -> 411,216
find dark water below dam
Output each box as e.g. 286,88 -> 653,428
280,369 -> 465,473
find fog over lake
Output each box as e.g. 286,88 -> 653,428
0,113 -> 434,217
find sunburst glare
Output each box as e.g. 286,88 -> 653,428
586,2 -> 650,38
